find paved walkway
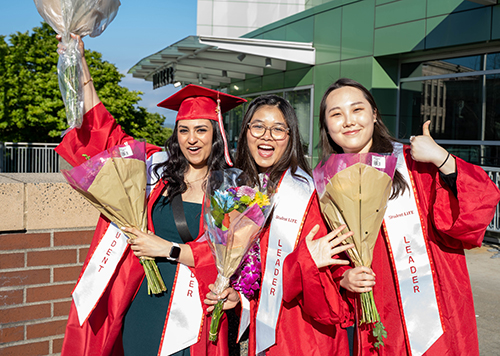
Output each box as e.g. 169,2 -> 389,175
466,243 -> 500,356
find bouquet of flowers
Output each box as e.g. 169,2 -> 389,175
34,0 -> 120,132
61,139 -> 166,295
313,153 -> 398,348
204,168 -> 273,341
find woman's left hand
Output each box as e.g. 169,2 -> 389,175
122,226 -> 170,258
410,120 -> 455,174
305,224 -> 354,269
204,285 -> 241,312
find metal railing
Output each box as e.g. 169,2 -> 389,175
0,142 -> 59,173
485,167 -> 500,233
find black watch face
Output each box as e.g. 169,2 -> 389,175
170,246 -> 181,259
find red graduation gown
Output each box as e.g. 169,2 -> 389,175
352,147 -> 500,356
56,102 -> 227,356
245,188 -> 351,355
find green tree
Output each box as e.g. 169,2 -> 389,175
0,23 -> 172,146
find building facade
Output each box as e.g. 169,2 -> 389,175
225,0 -> 500,169
197,0 -> 307,37
131,0 -> 500,170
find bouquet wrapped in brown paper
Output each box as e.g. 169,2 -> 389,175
203,168 -> 274,341
313,153 -> 398,348
62,139 -> 166,295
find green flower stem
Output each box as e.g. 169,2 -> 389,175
359,291 -> 386,348
140,259 -> 166,295
209,299 -> 224,342
58,37 -> 83,129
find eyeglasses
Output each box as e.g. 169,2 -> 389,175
247,122 -> 290,140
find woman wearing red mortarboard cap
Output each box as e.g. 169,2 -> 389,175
55,35 -> 245,356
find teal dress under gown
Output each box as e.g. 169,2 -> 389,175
122,196 -> 202,356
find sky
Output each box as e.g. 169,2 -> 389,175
0,0 -> 198,126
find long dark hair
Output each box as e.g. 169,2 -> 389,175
319,78 -> 408,199
154,120 -> 231,198
235,94 -> 311,190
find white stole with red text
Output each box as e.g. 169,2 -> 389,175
383,143 -> 443,356
158,263 -> 204,356
255,168 -> 315,354
73,151 -> 169,325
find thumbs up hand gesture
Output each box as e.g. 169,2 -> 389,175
410,121 -> 455,173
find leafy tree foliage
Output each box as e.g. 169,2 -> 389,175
0,23 -> 172,146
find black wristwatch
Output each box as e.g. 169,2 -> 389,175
167,242 -> 181,261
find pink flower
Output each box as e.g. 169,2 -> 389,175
237,186 -> 256,200
230,241 -> 261,299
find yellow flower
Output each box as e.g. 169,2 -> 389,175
251,191 -> 270,208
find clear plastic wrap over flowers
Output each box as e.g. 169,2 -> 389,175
203,168 -> 274,341
34,0 -> 120,132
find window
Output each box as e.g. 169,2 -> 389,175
399,53 -> 500,167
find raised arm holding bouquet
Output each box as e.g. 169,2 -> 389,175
34,0 -> 120,132
205,95 -> 354,356
317,78 -> 500,356
55,35 -> 246,356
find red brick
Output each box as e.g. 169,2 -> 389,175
0,233 -> 50,251
0,252 -> 25,269
27,319 -> 67,339
54,300 -> 72,317
0,325 -> 24,343
54,230 -> 94,246
26,283 -> 73,303
0,304 -> 51,324
0,341 -> 49,356
79,247 -> 90,263
0,269 -> 50,287
27,249 -> 77,267
0,289 -> 23,306
54,265 -> 82,282
53,337 -> 64,353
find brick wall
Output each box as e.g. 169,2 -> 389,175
0,173 -> 99,355
0,229 -> 94,355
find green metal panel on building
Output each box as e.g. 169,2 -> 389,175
284,68 -> 314,88
375,0 -> 426,28
341,0 -> 375,60
426,7 -> 491,49
374,20 -> 426,56
314,9 -> 341,65
493,5 -> 500,40
426,0 -> 482,17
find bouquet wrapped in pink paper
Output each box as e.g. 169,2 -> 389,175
204,168 -> 273,341
313,153 -> 397,348
61,139 -> 166,295
34,0 -> 120,132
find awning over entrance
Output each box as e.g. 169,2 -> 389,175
128,35 -> 315,89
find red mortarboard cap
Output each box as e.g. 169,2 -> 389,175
157,84 -> 246,167
157,84 -> 246,121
